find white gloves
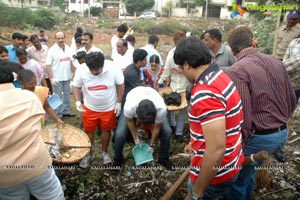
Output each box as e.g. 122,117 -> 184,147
134,138 -> 142,147
75,101 -> 86,112
50,78 -> 58,86
148,146 -> 154,153
114,102 -> 122,117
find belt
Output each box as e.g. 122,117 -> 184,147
254,124 -> 287,135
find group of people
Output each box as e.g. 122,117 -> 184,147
1,9 -> 300,199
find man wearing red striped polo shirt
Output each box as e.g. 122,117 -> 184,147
174,36 -> 244,200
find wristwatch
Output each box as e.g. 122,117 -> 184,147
192,192 -> 203,200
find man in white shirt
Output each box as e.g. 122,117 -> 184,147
111,24 -> 128,60
113,86 -> 174,171
73,52 -> 124,167
112,39 -> 133,72
46,31 -> 75,118
141,34 -> 164,68
78,32 -> 103,54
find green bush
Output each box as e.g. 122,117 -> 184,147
32,9 -> 59,29
0,3 -> 59,30
248,17 -> 276,54
131,20 -> 201,36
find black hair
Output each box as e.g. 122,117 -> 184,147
148,35 -> 159,44
40,30 -> 44,33
82,32 -> 93,40
74,32 -> 82,40
9,62 -> 23,74
75,37 -> 82,44
18,69 -> 35,84
173,36 -> 212,68
125,35 -> 135,44
206,29 -> 222,42
12,32 -> 24,40
118,39 -> 128,47
76,27 -> 83,33
200,31 -> 207,40
149,54 -> 160,64
16,48 -> 27,57
22,35 -> 28,41
0,45 -> 8,54
136,99 -> 157,124
74,51 -> 86,60
0,60 -> 14,83
228,27 -> 253,54
85,52 -> 105,70
117,24 -> 128,33
29,34 -> 39,43
133,49 -> 148,64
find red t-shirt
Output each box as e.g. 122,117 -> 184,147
189,65 -> 244,185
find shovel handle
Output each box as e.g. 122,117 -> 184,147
160,168 -> 190,200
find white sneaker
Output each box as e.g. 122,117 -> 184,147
102,152 -> 112,164
79,155 -> 92,168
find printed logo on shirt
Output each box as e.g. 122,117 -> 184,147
59,57 -> 70,62
88,85 -> 108,91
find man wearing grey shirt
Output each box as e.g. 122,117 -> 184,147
202,29 -> 236,70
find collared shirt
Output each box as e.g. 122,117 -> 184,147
158,47 -> 189,93
78,45 -> 103,54
282,54 -> 300,90
283,38 -> 300,60
112,48 -> 133,72
46,43 -> 72,81
111,34 -> 127,60
6,44 -> 18,62
189,64 -> 244,185
27,45 -> 49,77
211,44 -> 236,69
276,23 -> 300,59
226,48 -> 296,141
141,44 -> 164,67
0,83 -> 52,188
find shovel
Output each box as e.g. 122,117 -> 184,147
132,144 -> 153,166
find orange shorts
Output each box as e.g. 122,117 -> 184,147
82,105 -> 116,132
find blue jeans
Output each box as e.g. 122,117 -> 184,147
225,128 -> 288,200
52,80 -> 71,117
0,168 -> 64,200
113,109 -> 172,162
168,108 -> 187,135
187,174 -> 238,200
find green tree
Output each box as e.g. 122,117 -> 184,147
194,0 -> 207,6
124,0 -> 155,15
163,0 -> 173,18
52,0 -> 65,10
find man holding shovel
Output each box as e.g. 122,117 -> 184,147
173,36 -> 244,200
